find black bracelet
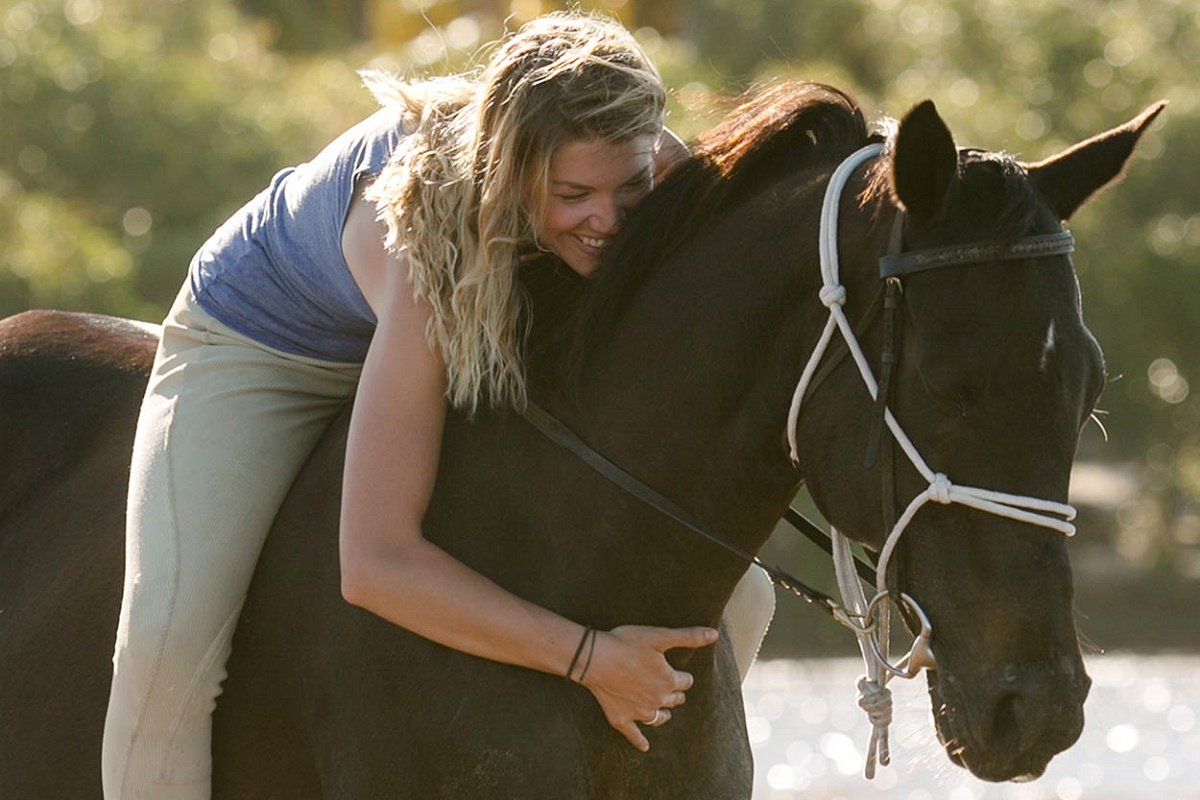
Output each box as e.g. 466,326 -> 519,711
576,627 -> 599,684
566,625 -> 593,683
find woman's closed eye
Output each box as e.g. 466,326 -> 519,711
625,172 -> 653,192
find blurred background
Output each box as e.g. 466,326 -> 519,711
2,0 -> 1197,656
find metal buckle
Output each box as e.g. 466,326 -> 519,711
864,591 -> 938,679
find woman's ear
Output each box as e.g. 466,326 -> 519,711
653,128 -> 691,182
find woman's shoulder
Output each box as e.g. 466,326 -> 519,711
336,105 -> 410,179
286,105 -> 408,190
357,104 -> 410,139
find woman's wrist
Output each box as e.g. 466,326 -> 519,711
565,625 -> 595,683
576,627 -> 599,684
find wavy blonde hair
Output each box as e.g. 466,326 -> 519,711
364,12 -> 666,412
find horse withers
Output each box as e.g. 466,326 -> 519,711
0,85 -> 1162,797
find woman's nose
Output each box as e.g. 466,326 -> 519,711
591,196 -> 625,234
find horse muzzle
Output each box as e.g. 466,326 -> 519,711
929,655 -> 1091,782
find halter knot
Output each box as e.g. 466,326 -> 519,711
857,676 -> 894,778
819,285 -> 847,307
856,677 -> 893,728
931,473 -> 953,504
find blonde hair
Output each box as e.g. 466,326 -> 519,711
364,12 -> 665,412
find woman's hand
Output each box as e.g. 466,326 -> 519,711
579,625 -> 718,752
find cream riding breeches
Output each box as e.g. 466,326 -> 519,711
102,289 -> 362,799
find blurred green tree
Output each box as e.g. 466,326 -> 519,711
0,0 -> 376,317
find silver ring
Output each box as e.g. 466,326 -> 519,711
644,709 -> 664,726
864,590 -> 938,679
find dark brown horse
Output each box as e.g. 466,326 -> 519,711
0,84 -> 1161,797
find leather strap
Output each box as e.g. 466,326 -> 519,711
520,402 -> 877,611
879,231 -> 1075,278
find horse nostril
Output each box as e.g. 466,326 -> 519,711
989,690 -> 1025,750
987,677 -> 1083,762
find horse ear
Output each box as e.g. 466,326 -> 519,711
890,100 -> 958,223
1025,102 -> 1167,221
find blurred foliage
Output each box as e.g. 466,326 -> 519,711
0,0 -> 375,317
2,0 -> 1197,584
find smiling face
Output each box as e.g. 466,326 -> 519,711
535,135 -> 658,277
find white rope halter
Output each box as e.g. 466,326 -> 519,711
785,143 -> 1078,778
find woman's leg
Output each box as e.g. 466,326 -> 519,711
102,292 -> 360,800
723,566 -> 776,681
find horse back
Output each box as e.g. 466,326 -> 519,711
0,310 -> 155,798
0,310 -> 752,798
0,310 -> 156,516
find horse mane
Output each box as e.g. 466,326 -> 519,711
526,81 -> 874,398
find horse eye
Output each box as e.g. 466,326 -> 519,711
948,385 -> 982,418
923,373 -> 986,419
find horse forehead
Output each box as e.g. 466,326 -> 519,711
908,266 -> 1093,380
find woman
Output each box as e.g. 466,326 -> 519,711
103,12 -> 774,798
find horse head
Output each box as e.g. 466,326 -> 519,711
530,84 -> 1160,783
794,98 -> 1164,780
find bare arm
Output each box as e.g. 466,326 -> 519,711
339,187 -> 716,750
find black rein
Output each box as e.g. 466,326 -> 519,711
519,402 -> 875,617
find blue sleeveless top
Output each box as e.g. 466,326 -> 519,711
188,106 -> 406,363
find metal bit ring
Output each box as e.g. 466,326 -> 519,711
864,591 -> 937,679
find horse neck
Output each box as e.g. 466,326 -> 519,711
550,165 -> 887,614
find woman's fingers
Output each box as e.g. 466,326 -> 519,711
644,626 -> 719,653
642,708 -> 671,727
618,721 -> 651,752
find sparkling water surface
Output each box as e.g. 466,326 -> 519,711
743,655 -> 1200,799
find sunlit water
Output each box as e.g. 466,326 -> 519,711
743,655 -> 1200,799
